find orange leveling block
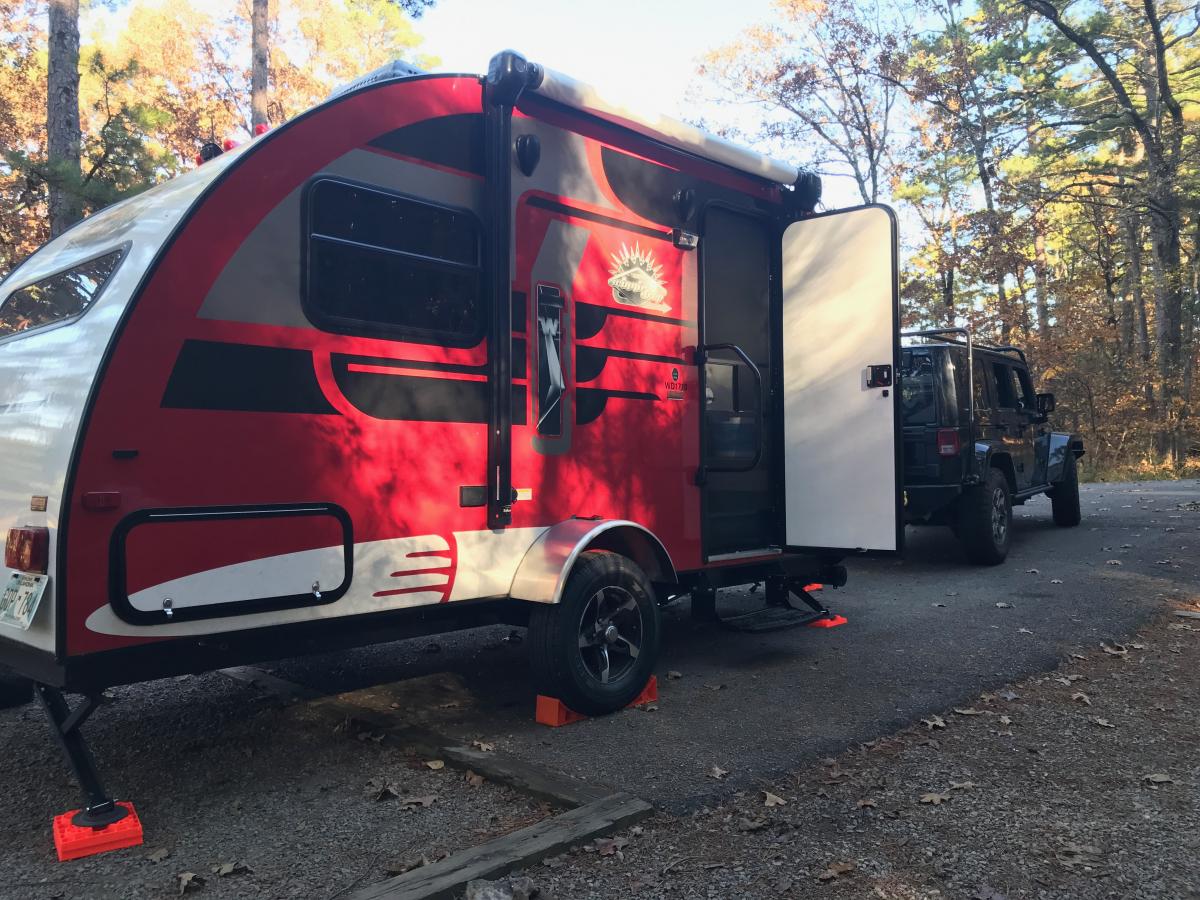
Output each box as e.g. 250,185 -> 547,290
801,584 -> 848,628
53,802 -> 144,862
537,675 -> 659,727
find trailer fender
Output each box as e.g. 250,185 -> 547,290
509,519 -> 677,605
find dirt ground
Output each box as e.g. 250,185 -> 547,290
527,607 -> 1200,899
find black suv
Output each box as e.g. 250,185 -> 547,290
900,329 -> 1085,564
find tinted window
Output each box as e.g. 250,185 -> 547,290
900,350 -> 937,424
1014,367 -> 1037,410
973,358 -> 989,413
990,363 -> 1019,408
305,180 -> 482,344
0,250 -> 124,338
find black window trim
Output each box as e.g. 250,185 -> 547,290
300,176 -> 487,348
0,243 -> 130,345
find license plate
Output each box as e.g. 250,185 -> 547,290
0,572 -> 48,631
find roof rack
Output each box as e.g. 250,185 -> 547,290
900,327 -> 1026,365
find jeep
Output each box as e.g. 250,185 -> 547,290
900,328 -> 1085,565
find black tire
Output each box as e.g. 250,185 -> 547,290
959,467 -> 1012,565
1050,452 -> 1082,527
528,550 -> 660,716
0,672 -> 33,709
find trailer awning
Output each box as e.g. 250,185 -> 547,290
531,66 -> 799,187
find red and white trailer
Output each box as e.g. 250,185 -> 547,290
0,52 -> 901,825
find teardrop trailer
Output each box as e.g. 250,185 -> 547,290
0,51 -> 903,829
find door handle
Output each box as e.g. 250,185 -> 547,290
700,342 -> 764,474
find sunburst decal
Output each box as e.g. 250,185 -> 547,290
607,243 -> 669,312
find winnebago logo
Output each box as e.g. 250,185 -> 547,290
608,243 -> 669,313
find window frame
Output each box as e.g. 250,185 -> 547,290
990,361 -> 1020,410
300,176 -> 487,348
0,244 -> 129,345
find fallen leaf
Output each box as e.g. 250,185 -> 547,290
950,781 -> 975,790
763,791 -> 787,807
471,740 -> 495,752
953,707 -> 986,716
999,715 -> 1012,726
1018,627 -> 1034,635
400,795 -> 438,809
738,817 -> 769,832
920,792 -> 950,805
921,715 -> 946,730
998,690 -> 1019,701
856,798 -> 877,808
465,770 -> 485,787
995,602 -> 1013,609
178,873 -> 204,895
708,765 -> 729,780
146,848 -> 170,863
424,759 -> 445,771
1070,652 -> 1088,660
210,861 -> 251,878
1143,773 -> 1174,785
1106,559 -> 1123,566
817,861 -> 856,882
1092,717 -> 1115,728
595,836 -> 629,855
1026,568 -> 1040,574
667,670 -> 683,680
1102,642 -> 1128,657
1072,692 -> 1091,705
1050,579 -> 1063,585
385,855 -> 429,876
364,778 -> 401,801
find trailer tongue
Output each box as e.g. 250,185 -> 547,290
0,49 -> 901,826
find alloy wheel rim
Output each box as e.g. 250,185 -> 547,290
991,487 -> 1008,545
576,586 -> 643,685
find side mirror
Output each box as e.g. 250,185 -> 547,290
1036,392 -> 1056,415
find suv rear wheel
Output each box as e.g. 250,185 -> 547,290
528,550 -> 660,716
959,467 -> 1012,565
1050,452 -> 1082,527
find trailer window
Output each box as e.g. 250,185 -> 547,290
305,179 -> 483,345
0,249 -> 125,338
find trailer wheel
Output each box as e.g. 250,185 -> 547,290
1050,453 -> 1082,527
959,467 -> 1012,565
528,550 -> 660,716
0,673 -> 33,708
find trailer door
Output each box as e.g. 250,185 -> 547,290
781,205 -> 902,554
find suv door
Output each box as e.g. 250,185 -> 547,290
988,362 -> 1036,492
1014,365 -> 1049,485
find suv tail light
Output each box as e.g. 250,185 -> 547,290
936,428 -> 962,458
5,526 -> 49,574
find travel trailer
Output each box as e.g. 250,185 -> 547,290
0,51 -> 901,825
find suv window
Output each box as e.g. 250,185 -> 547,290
0,249 -> 125,338
304,179 -> 483,345
990,362 -> 1019,409
900,350 -> 938,424
1014,367 -> 1037,411
972,357 -> 989,414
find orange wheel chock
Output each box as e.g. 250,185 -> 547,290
536,675 -> 658,727
53,801 -> 143,862
808,614 -> 848,629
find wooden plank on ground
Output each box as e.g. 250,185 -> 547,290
348,792 -> 654,900
442,745 -> 608,808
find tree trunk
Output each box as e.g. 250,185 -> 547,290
47,0 -> 82,238
251,0 -> 270,130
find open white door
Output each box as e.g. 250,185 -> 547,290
781,205 -> 901,553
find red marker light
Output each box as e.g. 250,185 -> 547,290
936,428 -> 962,458
222,138 -> 239,152
5,526 -> 49,574
253,123 -> 269,136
